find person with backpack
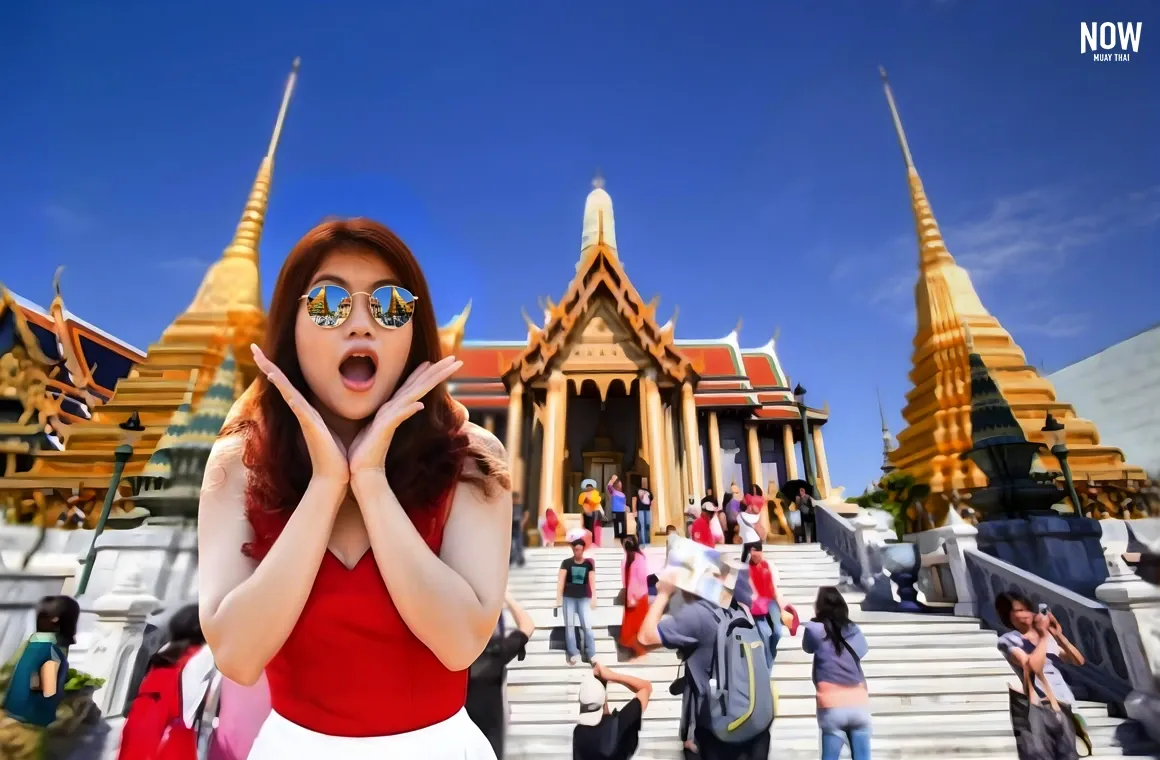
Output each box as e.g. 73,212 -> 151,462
802,587 -> 871,760
572,661 -> 651,760
636,568 -> 774,760
466,593 -> 536,759
118,604 -> 206,760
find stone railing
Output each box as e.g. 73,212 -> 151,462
815,503 -> 906,610
906,517 -> 1160,742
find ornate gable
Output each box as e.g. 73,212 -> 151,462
504,242 -> 696,388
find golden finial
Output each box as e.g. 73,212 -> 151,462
597,209 -> 605,246
879,66 -> 915,169
962,320 -> 975,352
521,307 -> 540,334
220,57 -> 301,264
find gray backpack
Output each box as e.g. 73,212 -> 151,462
698,605 -> 774,744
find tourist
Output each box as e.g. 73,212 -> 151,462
205,674 -> 272,760
557,537 -> 598,665
738,489 -> 765,563
803,587 -> 872,760
466,592 -> 536,760
794,486 -> 817,544
723,484 -> 743,545
198,219 -> 511,759
684,496 -> 700,537
118,604 -> 206,760
609,476 -> 629,544
540,508 -> 560,547
995,591 -> 1089,753
510,490 -> 527,567
0,594 -> 79,754
747,548 -> 782,669
689,503 -> 718,549
634,477 -> 653,545
572,661 -> 650,760
580,479 -> 604,548
636,572 -> 772,760
618,536 -> 650,659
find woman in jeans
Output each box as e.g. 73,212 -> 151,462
802,587 -> 871,760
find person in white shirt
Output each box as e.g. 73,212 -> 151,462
738,488 -> 766,562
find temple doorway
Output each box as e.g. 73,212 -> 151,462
563,378 -> 643,515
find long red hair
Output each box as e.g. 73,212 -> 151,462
223,219 -> 508,542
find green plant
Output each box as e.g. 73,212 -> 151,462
64,669 -> 105,692
845,471 -> 932,539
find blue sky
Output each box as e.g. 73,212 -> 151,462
2,0 -> 1157,490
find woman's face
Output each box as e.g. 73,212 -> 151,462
1009,599 -> 1034,631
295,247 -> 413,423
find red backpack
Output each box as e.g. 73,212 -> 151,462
118,647 -> 200,760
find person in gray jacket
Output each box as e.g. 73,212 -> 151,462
802,587 -> 871,760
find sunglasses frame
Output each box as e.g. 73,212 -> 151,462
299,284 -> 419,330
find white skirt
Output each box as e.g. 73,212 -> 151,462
248,708 -> 497,760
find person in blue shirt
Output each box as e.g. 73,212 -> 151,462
802,587 -> 872,760
608,476 -> 628,544
3,595 -> 80,734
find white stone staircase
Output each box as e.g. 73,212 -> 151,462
504,543 -> 1160,759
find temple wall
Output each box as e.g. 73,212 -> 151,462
1047,325 -> 1160,477
717,418 -> 749,491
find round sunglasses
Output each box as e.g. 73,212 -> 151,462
300,284 -> 418,329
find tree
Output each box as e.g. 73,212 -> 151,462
846,470 -> 932,539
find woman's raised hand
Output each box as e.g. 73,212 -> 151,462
348,355 -> 464,480
251,344 -> 350,485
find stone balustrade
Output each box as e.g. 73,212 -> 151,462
814,502 -> 916,611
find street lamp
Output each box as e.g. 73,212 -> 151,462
1042,412 -> 1082,514
793,384 -> 818,498
76,411 -> 145,595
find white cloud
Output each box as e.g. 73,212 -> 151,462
156,257 -> 210,272
42,203 -> 95,232
1018,313 -> 1093,339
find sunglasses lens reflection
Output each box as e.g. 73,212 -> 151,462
304,285 -> 353,328
369,286 -> 417,329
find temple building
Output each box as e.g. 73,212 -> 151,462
0,58 -> 833,534
878,68 -> 1147,523
445,176 -> 832,534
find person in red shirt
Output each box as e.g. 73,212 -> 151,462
199,219 -> 513,759
118,605 -> 205,760
748,548 -> 786,670
689,504 -> 718,548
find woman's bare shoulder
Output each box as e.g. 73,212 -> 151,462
203,434 -> 249,496
462,421 -> 505,458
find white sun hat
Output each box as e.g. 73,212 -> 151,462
576,673 -> 607,727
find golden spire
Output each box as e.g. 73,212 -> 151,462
181,58 -> 301,316
879,66 -> 955,272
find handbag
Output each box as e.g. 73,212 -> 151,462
613,589 -> 627,607
1009,661 -> 1082,760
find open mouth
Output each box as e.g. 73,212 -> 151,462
339,352 -> 377,392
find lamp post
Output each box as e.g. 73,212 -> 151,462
76,412 -> 145,595
1042,412 -> 1082,515
793,384 -> 818,498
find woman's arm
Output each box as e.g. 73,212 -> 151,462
352,426 -> 512,672
801,621 -> 822,653
40,659 -> 59,698
1052,631 -> 1085,666
506,592 -> 536,638
197,436 -> 347,686
557,568 -> 566,608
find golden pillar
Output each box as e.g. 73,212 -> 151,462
812,425 -> 831,499
782,423 -> 799,481
538,370 -> 567,519
680,382 -> 703,498
707,411 -> 724,501
638,381 -> 651,461
642,370 -> 669,535
482,414 -> 496,434
505,382 -> 525,498
663,404 -> 680,528
746,424 -> 763,493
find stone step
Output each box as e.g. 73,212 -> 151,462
507,658 -> 1012,683
512,590 -> 864,609
526,606 -> 989,630
520,629 -> 1000,653
508,715 -> 1020,739
511,645 -> 1004,670
508,573 -> 843,589
507,673 -> 1018,700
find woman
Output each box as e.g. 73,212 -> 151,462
119,604 -> 206,760
738,488 -> 766,562
608,477 -> 628,544
1,595 -> 79,750
618,536 -> 650,659
197,219 -> 512,760
802,587 -> 871,760
539,508 -> 560,547
579,480 -> 603,547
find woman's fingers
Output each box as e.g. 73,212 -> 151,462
400,358 -> 462,404
252,344 -> 309,415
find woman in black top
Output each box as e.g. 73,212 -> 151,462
466,592 -> 536,759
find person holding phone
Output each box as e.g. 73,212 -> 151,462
995,592 -> 1085,706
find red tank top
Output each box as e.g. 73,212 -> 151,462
243,486 -> 466,737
